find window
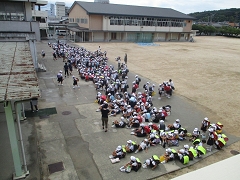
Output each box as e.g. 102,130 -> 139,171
107,15 -> 186,28
111,33 -> 117,40
69,18 -> 74,22
0,2 -> 25,21
81,18 -> 84,23
76,18 -> 80,23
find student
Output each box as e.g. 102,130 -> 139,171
135,139 -> 149,153
57,70 -> 63,85
112,117 -> 126,128
143,155 -> 160,170
125,140 -> 138,153
110,145 -> 126,159
119,156 -> 141,172
177,149 -> 189,164
41,50 -> 45,58
162,148 -> 177,163
72,76 -> 79,89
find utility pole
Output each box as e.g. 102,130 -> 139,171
210,13 -> 215,25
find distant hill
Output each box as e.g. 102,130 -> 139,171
188,8 -> 240,23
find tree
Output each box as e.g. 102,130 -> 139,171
192,24 -> 204,35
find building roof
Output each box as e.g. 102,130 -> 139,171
0,42 -> 40,102
72,1 -> 195,20
35,1 -> 48,6
172,155 -> 240,180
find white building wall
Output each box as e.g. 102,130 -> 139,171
55,2 -> 65,19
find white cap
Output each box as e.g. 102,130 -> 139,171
150,134 -> 155,138
160,120 -> 164,124
146,159 -> 150,165
121,117 -> 124,120
184,145 -> 189,149
127,105 -> 131,108
103,101 -> 107,104
176,119 -> 180,122
204,117 -> 209,121
108,93 -> 111,95
140,123 -> 145,127
148,122 -> 153,126
174,130 -> 178,134
166,148 -> 171,153
208,128 -> 214,132
194,128 -> 198,131
144,138 -> 148,142
179,149 -> 185,154
135,75 -> 138,77
130,156 -> 136,161
59,70 -> 62,73
117,146 -> 121,150
127,140 -> 132,144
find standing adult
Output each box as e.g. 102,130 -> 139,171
64,62 -> 69,77
30,97 -> 39,112
124,53 -> 127,64
101,102 -> 110,132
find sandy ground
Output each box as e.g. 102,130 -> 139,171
75,36 -> 240,179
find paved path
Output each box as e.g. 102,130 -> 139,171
1,40 -> 239,180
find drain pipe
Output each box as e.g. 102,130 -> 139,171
14,100 -> 30,175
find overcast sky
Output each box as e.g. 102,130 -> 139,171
46,0 -> 240,14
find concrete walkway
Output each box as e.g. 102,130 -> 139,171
0,40 -> 239,180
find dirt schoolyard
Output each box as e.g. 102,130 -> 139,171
76,36 -> 240,179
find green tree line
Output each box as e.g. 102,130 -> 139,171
189,8 -> 240,23
192,24 -> 240,37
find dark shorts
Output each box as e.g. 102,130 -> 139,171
58,77 -> 63,82
207,138 -> 214,145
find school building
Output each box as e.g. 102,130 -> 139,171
68,1 -> 195,42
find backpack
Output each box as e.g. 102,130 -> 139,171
143,84 -> 146,89
138,77 -> 141,82
152,155 -> 160,164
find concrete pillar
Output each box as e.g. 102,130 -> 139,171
17,103 -> 26,121
24,2 -> 32,21
4,101 -> 23,178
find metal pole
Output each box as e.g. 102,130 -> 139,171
15,102 -> 29,174
4,101 -> 23,178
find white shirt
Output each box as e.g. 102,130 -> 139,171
140,142 -> 147,149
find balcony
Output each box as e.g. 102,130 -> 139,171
32,10 -> 47,18
39,22 -> 48,29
